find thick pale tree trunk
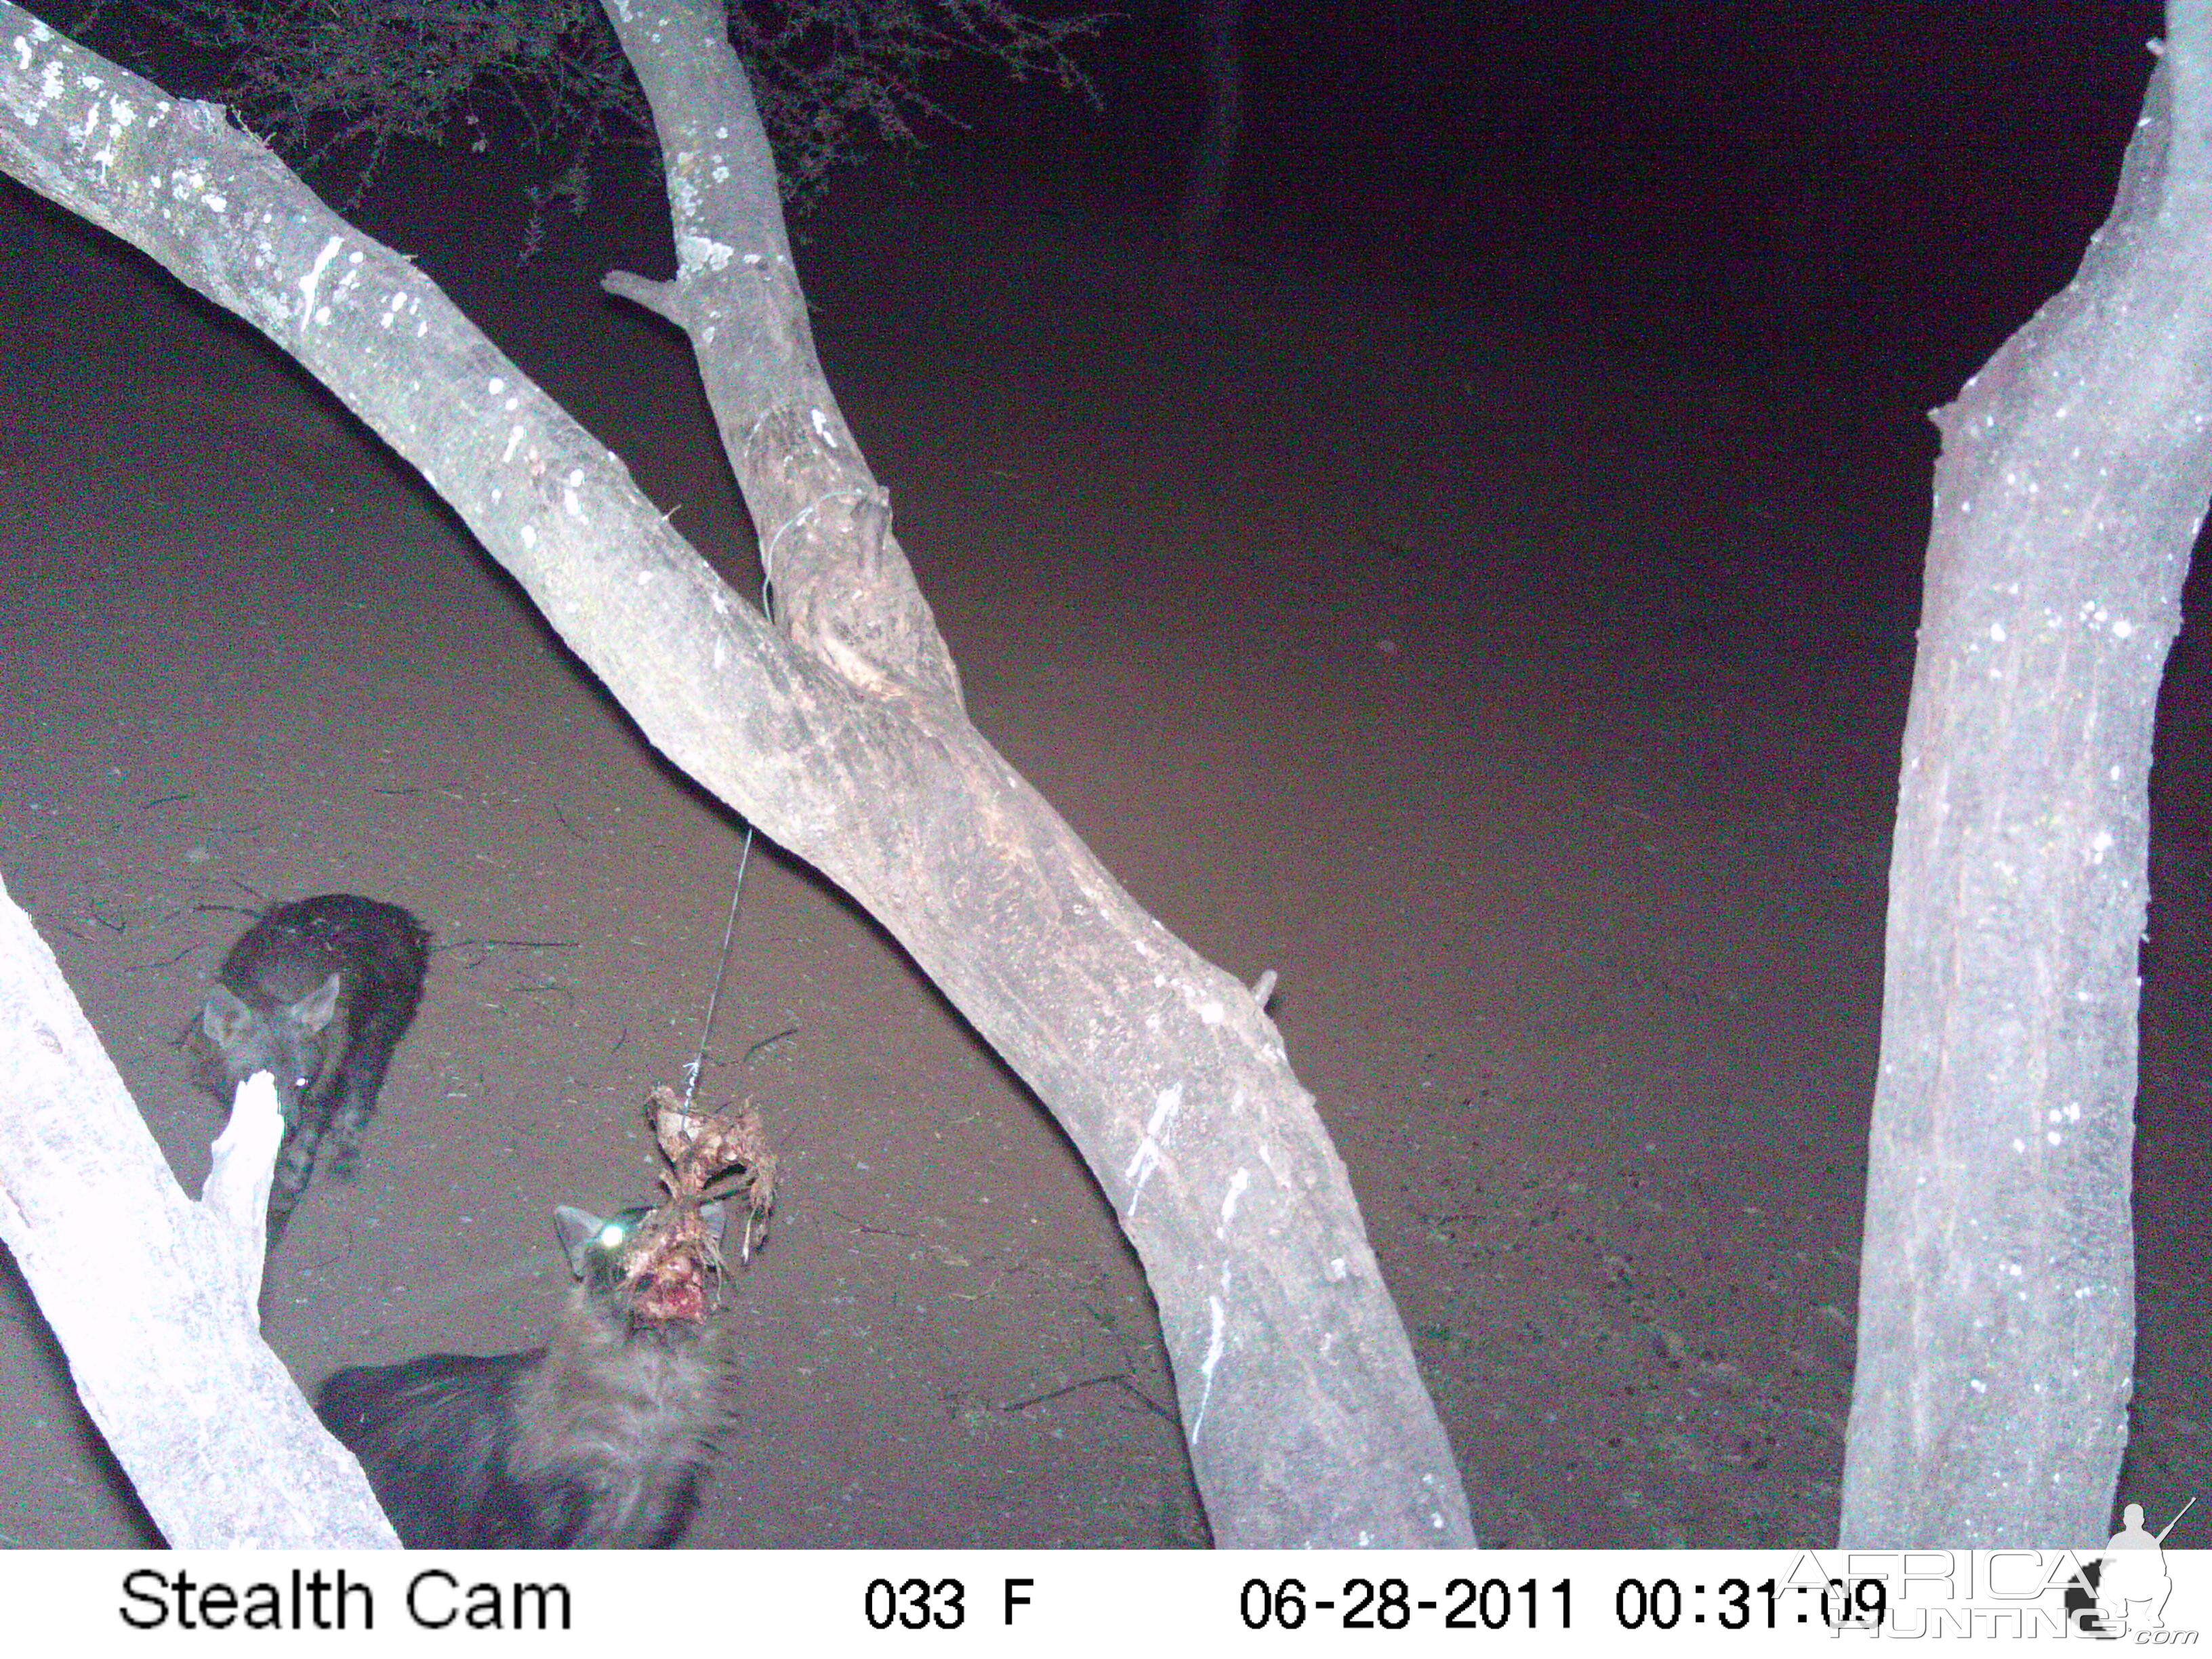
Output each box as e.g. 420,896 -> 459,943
1841,6 -> 2212,1546
0,1 -> 1473,1546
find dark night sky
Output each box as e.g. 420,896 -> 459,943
948,3 -> 2177,384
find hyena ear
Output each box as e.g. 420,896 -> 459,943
289,972 -> 344,1035
554,1206 -> 608,1278
201,984 -> 259,1047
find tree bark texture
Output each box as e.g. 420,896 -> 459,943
0,2 -> 1474,1546
1841,9 -> 2212,1547
0,873 -> 398,1547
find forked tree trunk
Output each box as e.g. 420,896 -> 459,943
0,1 -> 1473,1546
1841,5 -> 2212,1546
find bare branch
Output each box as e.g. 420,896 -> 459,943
0,871 -> 396,1547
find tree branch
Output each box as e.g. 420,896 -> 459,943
0,872 -> 396,1547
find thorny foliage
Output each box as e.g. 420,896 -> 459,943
69,0 -> 1106,247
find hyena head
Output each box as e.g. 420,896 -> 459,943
555,1202 -> 728,1317
192,972 -> 344,1126
557,1204 -> 646,1290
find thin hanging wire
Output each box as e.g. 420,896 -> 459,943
681,821 -> 753,1110
680,572 -> 777,1111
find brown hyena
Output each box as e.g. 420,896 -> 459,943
186,894 -> 430,1244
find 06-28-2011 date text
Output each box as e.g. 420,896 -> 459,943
1237,1574 -> 1889,1635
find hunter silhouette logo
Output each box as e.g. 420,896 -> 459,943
2078,1495 -> 2196,1637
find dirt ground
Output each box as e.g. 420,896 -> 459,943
1,30 -> 2208,1551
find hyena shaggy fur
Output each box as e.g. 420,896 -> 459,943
186,893 -> 430,1240
315,1204 -> 729,1549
